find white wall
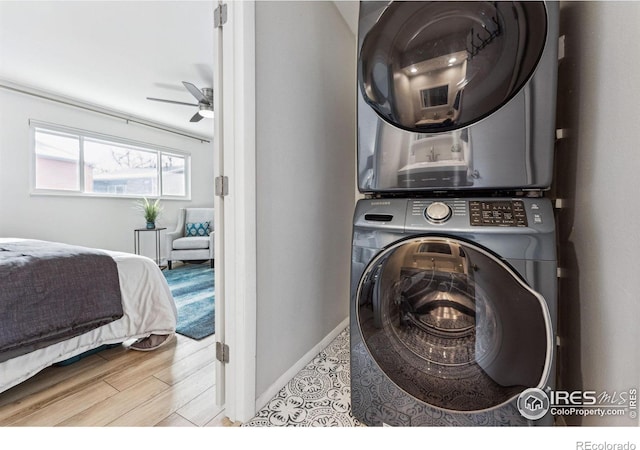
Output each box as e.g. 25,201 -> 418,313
254,1 -> 356,401
0,88 -> 214,259
556,1 -> 640,426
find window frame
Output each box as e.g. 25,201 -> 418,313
30,121 -> 191,200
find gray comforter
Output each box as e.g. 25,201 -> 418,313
0,240 -> 124,363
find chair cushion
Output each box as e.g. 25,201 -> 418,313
185,208 -> 214,225
185,221 -> 210,237
172,236 -> 210,250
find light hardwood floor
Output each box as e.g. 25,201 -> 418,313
0,333 -> 230,427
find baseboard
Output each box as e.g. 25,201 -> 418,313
254,317 -> 349,412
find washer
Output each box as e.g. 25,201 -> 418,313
357,1 -> 559,193
351,0 -> 559,427
350,197 -> 557,426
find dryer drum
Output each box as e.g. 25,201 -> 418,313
358,1 -> 548,133
356,237 -> 552,412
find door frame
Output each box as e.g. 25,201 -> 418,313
213,0 -> 257,423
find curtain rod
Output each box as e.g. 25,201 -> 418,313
0,81 -> 211,144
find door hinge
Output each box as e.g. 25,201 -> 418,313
215,176 -> 229,196
558,35 -> 566,61
214,3 -> 228,28
216,341 -> 230,363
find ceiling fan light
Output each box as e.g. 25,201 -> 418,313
198,104 -> 214,118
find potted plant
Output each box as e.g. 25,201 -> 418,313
138,197 -> 162,229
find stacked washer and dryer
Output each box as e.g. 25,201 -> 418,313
350,1 -> 559,426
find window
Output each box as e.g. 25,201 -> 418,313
420,85 -> 449,109
161,153 -> 186,197
32,122 -> 190,199
34,129 -> 81,191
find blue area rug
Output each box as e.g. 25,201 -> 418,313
163,263 -> 215,340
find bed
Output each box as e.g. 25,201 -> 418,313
0,238 -> 177,394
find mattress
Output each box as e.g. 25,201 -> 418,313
0,238 -> 178,394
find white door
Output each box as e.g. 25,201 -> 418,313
213,0 -> 258,423
212,0 -> 226,409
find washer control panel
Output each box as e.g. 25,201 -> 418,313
469,200 -> 527,227
402,197 -> 552,231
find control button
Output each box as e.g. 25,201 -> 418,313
425,202 -> 452,224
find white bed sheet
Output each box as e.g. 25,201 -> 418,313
0,239 -> 178,394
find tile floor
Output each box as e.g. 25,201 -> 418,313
242,327 -> 362,427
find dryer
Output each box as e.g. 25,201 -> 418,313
350,197 -> 557,426
351,0 -> 560,427
357,1 -> 559,193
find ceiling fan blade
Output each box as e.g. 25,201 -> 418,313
190,111 -> 204,123
182,81 -> 209,104
147,97 -> 198,107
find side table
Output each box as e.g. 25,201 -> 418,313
134,227 -> 167,266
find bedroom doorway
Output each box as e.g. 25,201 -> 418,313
213,0 -> 258,422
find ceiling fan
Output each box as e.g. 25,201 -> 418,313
147,81 -> 213,122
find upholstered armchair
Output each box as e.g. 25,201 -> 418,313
165,208 -> 214,270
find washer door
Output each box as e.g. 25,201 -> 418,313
359,1 -> 548,133
356,236 -> 552,413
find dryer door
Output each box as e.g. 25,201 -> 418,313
355,236 -> 553,412
359,1 -> 548,133
356,1 -> 558,193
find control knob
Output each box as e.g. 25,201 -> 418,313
425,202 -> 452,224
